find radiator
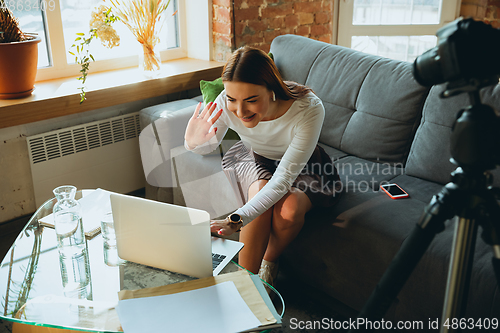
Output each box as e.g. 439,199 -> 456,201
27,113 -> 145,207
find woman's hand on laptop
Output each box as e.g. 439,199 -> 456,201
210,215 -> 243,236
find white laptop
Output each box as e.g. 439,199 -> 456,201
110,193 -> 244,278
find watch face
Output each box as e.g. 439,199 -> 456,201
230,214 -> 241,222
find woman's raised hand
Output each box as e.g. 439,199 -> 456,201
184,102 -> 223,150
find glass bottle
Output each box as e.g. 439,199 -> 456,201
53,185 -> 91,299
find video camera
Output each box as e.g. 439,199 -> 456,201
413,17 -> 500,169
413,17 -> 500,95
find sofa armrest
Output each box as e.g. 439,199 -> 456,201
171,145 -> 241,219
139,100 -> 200,202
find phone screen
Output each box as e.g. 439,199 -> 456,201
383,184 -> 406,196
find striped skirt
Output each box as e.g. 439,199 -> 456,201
221,141 -> 342,208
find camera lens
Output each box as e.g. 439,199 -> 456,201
413,18 -> 500,88
413,46 -> 445,87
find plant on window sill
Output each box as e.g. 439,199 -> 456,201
69,0 -> 173,104
0,0 -> 41,99
0,0 -> 27,43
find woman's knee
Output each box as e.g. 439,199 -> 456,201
273,191 -> 310,229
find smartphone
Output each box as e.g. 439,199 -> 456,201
380,183 -> 409,199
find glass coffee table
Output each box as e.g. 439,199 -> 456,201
0,191 -> 284,332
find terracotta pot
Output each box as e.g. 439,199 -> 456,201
0,35 -> 41,99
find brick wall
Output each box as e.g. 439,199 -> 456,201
213,0 -> 234,62
460,0 -> 500,28
213,0 -> 333,62
234,0 -> 333,52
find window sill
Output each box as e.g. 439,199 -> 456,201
0,58 -> 224,130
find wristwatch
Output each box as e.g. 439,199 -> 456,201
226,213 -> 243,232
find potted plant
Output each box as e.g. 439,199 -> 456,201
0,1 -> 41,99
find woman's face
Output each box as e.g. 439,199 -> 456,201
224,81 -> 274,128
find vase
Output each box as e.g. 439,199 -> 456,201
139,42 -> 161,78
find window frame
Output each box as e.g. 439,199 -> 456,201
336,0 -> 462,51
34,0 -> 191,82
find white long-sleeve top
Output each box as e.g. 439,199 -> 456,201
184,90 -> 325,226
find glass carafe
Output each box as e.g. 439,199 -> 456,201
53,185 -> 92,299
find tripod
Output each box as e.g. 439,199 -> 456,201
349,84 -> 500,333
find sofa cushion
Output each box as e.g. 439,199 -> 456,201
335,156 -> 405,192
270,34 -> 430,165
270,35 -> 330,88
284,174 -> 500,323
406,83 -> 500,186
387,174 -> 445,204
284,189 -> 428,312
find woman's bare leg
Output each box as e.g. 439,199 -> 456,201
263,188 -> 312,263
237,179 -> 273,274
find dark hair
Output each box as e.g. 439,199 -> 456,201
221,46 -> 312,100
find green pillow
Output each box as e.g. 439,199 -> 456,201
200,77 -> 224,105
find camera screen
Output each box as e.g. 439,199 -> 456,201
383,184 -> 405,196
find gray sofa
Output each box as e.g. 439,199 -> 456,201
139,35 -> 500,327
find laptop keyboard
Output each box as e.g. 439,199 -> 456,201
212,253 -> 227,270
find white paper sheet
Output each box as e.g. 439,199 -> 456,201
115,281 -> 261,333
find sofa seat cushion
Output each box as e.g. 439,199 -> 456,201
283,174 -> 500,323
388,174 -> 446,204
270,34 -> 430,165
406,83 -> 500,186
283,189 -> 428,312
318,142 -> 349,161
335,155 -> 405,192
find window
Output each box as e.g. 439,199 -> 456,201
6,0 -> 186,81
60,0 -> 179,64
7,1 -> 52,68
338,0 -> 461,62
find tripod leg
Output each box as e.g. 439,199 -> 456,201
480,189 -> 500,294
441,218 -> 478,333
493,255 -> 500,289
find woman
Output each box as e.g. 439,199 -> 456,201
184,47 -> 342,287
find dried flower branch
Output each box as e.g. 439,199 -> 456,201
108,0 -> 171,72
69,5 -> 120,103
